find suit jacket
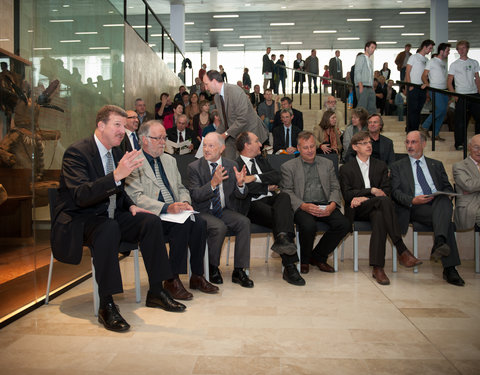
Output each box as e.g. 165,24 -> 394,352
137,111 -> 155,125
293,59 -> 306,82
281,156 -> 342,212
344,134 -> 395,167
272,125 -> 301,154
453,157 -> 480,230
166,126 -> 200,150
187,157 -> 248,214
339,157 -> 390,222
250,92 -> 265,107
125,151 -> 190,215
51,136 -> 134,264
236,155 -> 281,215
391,156 -> 453,234
328,57 -> 343,80
119,132 -> 134,153
272,107 -> 304,131
262,53 -> 273,73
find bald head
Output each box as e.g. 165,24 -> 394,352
125,110 -> 139,132
468,134 -> 480,163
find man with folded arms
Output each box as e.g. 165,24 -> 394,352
125,120 -> 218,300
51,105 -> 186,333
390,131 -> 464,286
236,131 -> 305,286
339,131 -> 422,285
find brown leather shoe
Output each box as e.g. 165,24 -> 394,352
372,266 -> 390,285
398,249 -> 423,268
310,258 -> 335,273
190,274 -> 219,294
164,277 -> 193,300
300,264 -> 309,274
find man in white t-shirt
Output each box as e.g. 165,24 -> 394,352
447,40 -> 480,151
420,43 -> 450,141
405,39 -> 435,132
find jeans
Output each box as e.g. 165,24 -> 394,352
407,86 -> 427,132
421,91 -> 449,137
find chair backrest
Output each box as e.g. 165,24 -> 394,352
267,154 -> 296,171
172,153 -> 197,185
48,188 -> 57,220
394,153 -> 408,161
318,153 -> 339,177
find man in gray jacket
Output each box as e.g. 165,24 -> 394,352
305,49 -> 319,94
354,41 -> 377,114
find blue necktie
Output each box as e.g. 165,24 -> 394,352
132,132 -> 140,150
210,162 -> 223,218
416,160 -> 432,195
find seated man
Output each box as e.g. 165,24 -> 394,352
257,89 -> 279,131
187,132 -> 254,288
235,132 -> 305,286
453,134 -> 480,230
155,92 -> 173,120
272,109 -> 301,154
125,120 -> 218,300
391,131 -> 464,286
272,96 -> 304,131
339,131 -> 422,285
316,95 -> 345,129
119,110 -> 140,153
250,84 -> 265,110
281,131 -> 351,273
51,105 -> 185,333
344,113 -> 395,166
166,114 -> 200,152
134,98 -> 154,126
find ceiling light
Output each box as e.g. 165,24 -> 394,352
0,38 -> 10,41
401,33 -> 424,36
185,22 -> 194,25
400,11 -> 426,15
376,41 -> 398,44
313,30 -> 337,33
27,30 -> 33,33
132,25 -> 152,29
380,25 -> 405,28
62,4 -> 70,7
281,6 -> 287,9
213,15 -> 239,18
185,40 -> 204,43
103,24 -> 124,27
75,31 -> 98,35
223,44 -> 244,47
245,3 -> 251,6
337,37 -> 360,40
347,18 -> 372,22
108,11 -> 114,14
49,19 -> 74,23
210,28 -> 234,31
60,39 -> 81,43
128,6 -> 134,8
397,1 -> 403,2
89,46 -> 110,50
448,39 -> 457,43
52,9 -> 58,12
448,20 -> 472,23
239,35 -> 262,39
33,47 -> 52,50
151,33 -> 163,37
281,41 -> 302,45
348,4 -> 354,7
270,23 -> 295,26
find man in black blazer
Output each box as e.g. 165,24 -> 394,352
272,97 -> 304,131
187,132 -> 254,288
166,114 -> 200,152
235,132 -> 305,286
119,109 -> 140,153
51,105 -> 186,332
272,109 -> 301,154
344,114 -> 395,166
339,132 -> 422,285
250,84 -> 265,110
391,131 -> 464,286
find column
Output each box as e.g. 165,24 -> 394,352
430,0 -> 448,44
210,47 -> 218,73
170,3 -> 185,55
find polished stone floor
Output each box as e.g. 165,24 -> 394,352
1,254 -> 479,375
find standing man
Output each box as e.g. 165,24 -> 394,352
236,132 -> 304,286
390,131 -> 464,286
272,109 -> 301,154
276,54 -> 287,95
329,50 -> 343,99
420,43 -> 451,141
119,110 -> 141,153
202,70 -> 268,160
125,121 -> 218,299
51,105 -> 186,332
134,98 -> 154,126
406,39 -> 435,132
354,41 -> 377,114
447,40 -> 480,151
262,47 -> 273,91
395,44 -> 412,81
339,131 -> 422,285
187,132 -> 253,288
281,131 -> 351,274
305,49 -> 319,94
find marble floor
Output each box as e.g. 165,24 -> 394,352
1,255 -> 479,375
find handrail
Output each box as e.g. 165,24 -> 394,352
397,80 -> 480,157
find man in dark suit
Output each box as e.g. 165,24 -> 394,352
119,110 -> 141,153
272,96 -> 304,131
272,109 -> 301,154
250,84 -> 265,110
203,70 -> 269,160
391,131 -> 464,286
187,132 -> 254,288
281,131 -> 351,274
235,132 -> 304,286
262,47 -> 273,91
329,50 -> 343,99
339,131 -> 422,285
166,114 -> 200,152
344,114 -> 395,166
51,105 -> 186,332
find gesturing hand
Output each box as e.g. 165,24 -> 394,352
114,150 -> 144,182
211,165 -> 228,188
234,165 -> 247,187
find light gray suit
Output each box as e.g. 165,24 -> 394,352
453,157 -> 480,230
214,83 -> 269,159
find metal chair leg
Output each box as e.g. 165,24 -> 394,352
413,231 -> 419,274
475,231 -> 479,274
353,231 -> 359,272
204,244 -> 210,282
45,253 -> 54,304
92,259 -> 99,317
133,249 -> 141,303
333,247 -> 338,272
392,245 -> 397,273
265,233 -> 270,263
226,237 -> 231,266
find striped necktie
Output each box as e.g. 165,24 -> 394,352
416,160 -> 432,195
154,158 -> 174,204
131,132 -> 140,150
210,162 -> 222,218
105,151 -> 116,218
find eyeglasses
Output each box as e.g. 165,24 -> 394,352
356,141 -> 372,146
471,146 -> 480,151
147,135 -> 167,141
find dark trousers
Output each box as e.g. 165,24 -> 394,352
294,208 -> 350,264
162,214 -> 206,276
248,193 -> 298,266
400,67 -> 407,81
407,86 -> 427,132
454,94 -> 480,148
308,75 -> 318,93
410,195 -> 461,268
278,78 -> 286,95
353,197 -> 406,267
83,211 -> 172,297
295,81 -> 304,94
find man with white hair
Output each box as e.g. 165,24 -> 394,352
316,95 -> 345,128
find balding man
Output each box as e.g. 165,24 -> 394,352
119,110 -> 141,152
316,96 -> 345,128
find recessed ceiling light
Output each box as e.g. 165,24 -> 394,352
132,25 -> 152,29
108,11 -> 114,14
185,22 -> 194,25
213,14 -> 239,18
151,33 -> 163,37
313,30 -> 337,33
52,9 -> 58,12
239,35 -> 262,39
89,46 -> 110,50
281,6 -> 287,9
281,41 -> 302,45
33,47 -> 52,50
60,39 -> 81,43
347,18 -> 372,22
400,11 -> 426,15
27,30 -> 33,33
210,28 -> 234,31
245,3 -> 251,6
270,22 -> 295,26
62,4 -> 70,7
337,37 -> 360,40
376,41 -> 398,44
128,6 -> 134,8
49,19 -> 74,23
380,25 -> 405,28
401,33 -> 425,36
223,44 -> 244,47
448,20 -> 472,23
185,40 -> 204,43
448,39 -> 457,43
103,24 -> 124,27
348,4 -> 354,7
397,0 -> 403,3
75,31 -> 98,35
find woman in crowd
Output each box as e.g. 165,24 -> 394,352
342,107 -> 369,161
192,100 -> 211,141
163,102 -> 184,130
185,92 -> 200,121
314,110 -> 342,155
322,65 -> 330,94
380,62 -> 391,79
293,52 -> 305,94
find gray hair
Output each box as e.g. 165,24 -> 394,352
205,131 -> 225,146
280,108 -> 293,116
138,120 -> 164,140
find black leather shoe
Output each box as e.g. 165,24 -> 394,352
146,290 -> 186,312
232,269 -> 254,288
98,302 -> 130,332
271,233 -> 298,255
209,265 -> 223,284
283,264 -> 306,286
443,267 -> 465,287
